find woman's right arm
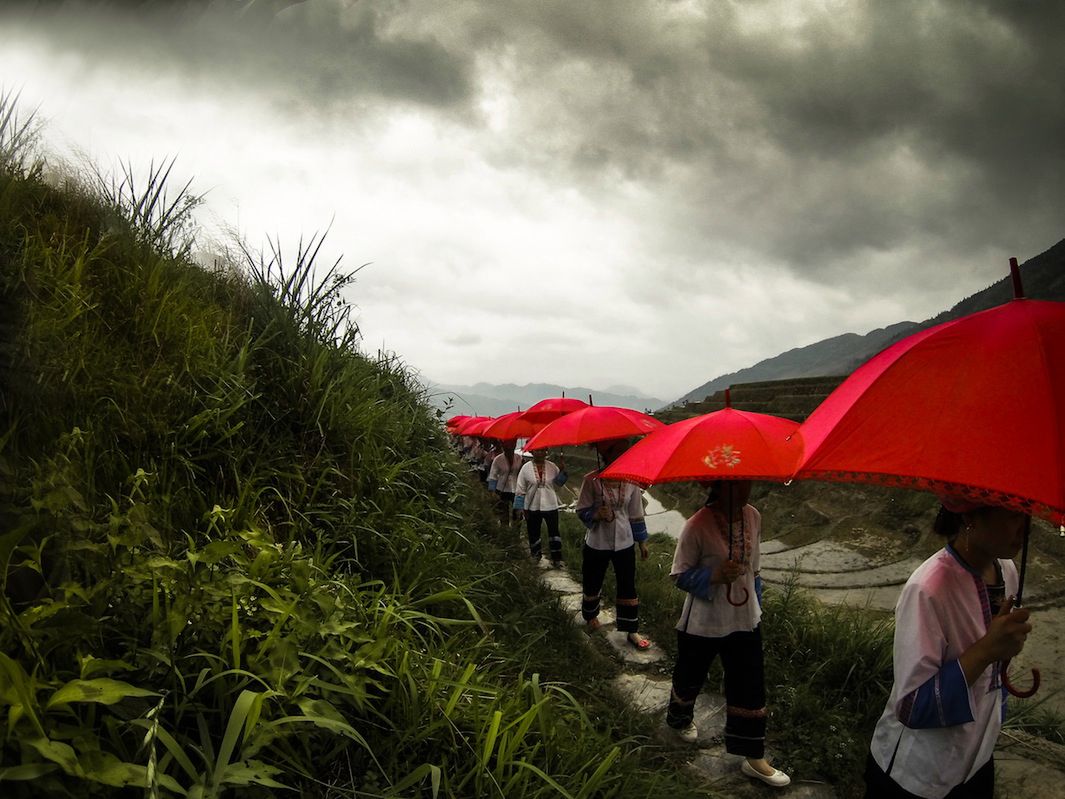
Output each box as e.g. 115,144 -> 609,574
671,518 -> 716,600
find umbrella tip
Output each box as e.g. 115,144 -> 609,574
588,394 -> 594,406
1010,257 -> 1025,299
724,387 -> 732,408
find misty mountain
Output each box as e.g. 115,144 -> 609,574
675,238 -> 1065,405
426,381 -> 665,418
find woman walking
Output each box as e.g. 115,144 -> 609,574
863,498 -> 1032,799
488,440 -> 524,526
513,449 -> 568,566
666,479 -> 790,788
576,438 -> 651,649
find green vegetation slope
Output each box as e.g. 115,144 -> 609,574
0,100 -> 703,798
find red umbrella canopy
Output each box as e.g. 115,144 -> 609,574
519,396 -> 590,425
445,414 -> 472,431
525,405 -> 665,449
795,265 -> 1065,525
600,403 -> 801,486
481,411 -> 544,441
455,416 -> 494,436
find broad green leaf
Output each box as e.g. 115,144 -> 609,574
216,759 -> 286,789
0,762 -> 59,781
46,678 -> 158,710
295,697 -> 347,724
79,655 -> 134,680
25,737 -> 80,776
0,652 -> 45,737
201,541 -> 240,564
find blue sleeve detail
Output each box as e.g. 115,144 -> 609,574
675,566 -> 713,600
513,495 -> 524,510
631,519 -> 648,543
897,659 -> 974,729
553,469 -> 568,486
488,479 -> 498,491
577,506 -> 597,528
755,575 -> 763,606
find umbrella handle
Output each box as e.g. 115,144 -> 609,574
726,583 -> 749,607
1002,659 -> 1040,698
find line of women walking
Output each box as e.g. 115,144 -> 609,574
452,431 -> 1034,798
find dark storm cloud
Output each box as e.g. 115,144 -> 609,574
9,0 -> 1063,293
385,0 -> 1065,285
2,0 -> 476,111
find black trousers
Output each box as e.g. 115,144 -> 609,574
581,544 -> 639,632
668,627 -> 767,758
863,752 -> 994,799
496,491 -> 519,524
526,509 -> 561,562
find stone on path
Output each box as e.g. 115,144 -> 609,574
540,569 -> 582,595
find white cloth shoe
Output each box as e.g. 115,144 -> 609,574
740,759 -> 791,788
670,722 -> 698,743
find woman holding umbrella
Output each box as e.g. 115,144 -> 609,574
666,478 -> 790,788
487,439 -> 524,526
575,438 -> 651,649
513,449 -> 568,566
863,497 -> 1033,799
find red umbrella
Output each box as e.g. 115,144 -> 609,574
600,390 -> 801,486
524,405 -> 664,450
446,414 -> 472,431
793,258 -> 1064,696
455,416 -> 494,436
795,263 -> 1065,525
481,411 -> 544,441
600,389 -> 798,607
519,396 -> 590,425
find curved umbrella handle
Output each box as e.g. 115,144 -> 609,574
1002,659 -> 1041,698
726,583 -> 749,607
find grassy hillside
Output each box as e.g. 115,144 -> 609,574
0,100 -> 708,798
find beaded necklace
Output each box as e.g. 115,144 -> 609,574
711,505 -> 750,564
534,461 -> 547,486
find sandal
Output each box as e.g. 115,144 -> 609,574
586,617 -> 603,633
627,633 -> 651,650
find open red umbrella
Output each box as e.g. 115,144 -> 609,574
600,390 -> 801,486
600,389 -> 799,607
519,396 -> 590,425
524,405 -> 664,450
481,411 -> 544,441
793,258 -> 1065,696
795,262 -> 1065,524
455,416 -> 495,436
446,414 -> 473,432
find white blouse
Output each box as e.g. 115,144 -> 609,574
670,504 -> 762,637
514,460 -> 564,512
488,453 -> 524,493
869,548 -> 1019,799
576,475 -> 645,551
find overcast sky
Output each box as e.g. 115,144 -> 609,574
2,0 -> 1063,400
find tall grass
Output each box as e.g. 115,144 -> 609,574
0,93 -> 720,797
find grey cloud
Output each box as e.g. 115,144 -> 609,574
11,0 -> 1063,298
3,0 -> 476,112
393,0 -> 1065,288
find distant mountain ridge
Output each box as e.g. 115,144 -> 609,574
675,238 -> 1065,406
426,381 -> 665,417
